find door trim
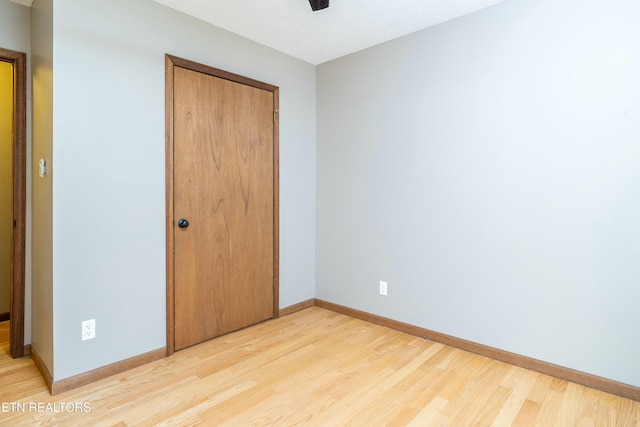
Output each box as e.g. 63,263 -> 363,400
0,47 -> 27,359
165,55 -> 280,356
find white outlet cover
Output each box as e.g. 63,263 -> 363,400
82,319 -> 96,341
379,281 -> 388,296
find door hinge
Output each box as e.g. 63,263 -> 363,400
273,277 -> 276,289
13,219 -> 17,228
273,109 -> 278,123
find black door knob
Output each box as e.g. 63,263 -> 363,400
178,219 -> 190,228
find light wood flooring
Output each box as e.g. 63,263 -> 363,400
0,308 -> 638,426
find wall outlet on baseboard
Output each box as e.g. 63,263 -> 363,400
379,281 -> 388,296
82,319 -> 96,341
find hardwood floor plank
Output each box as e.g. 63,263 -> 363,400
556,382 -> 585,426
533,377 -> 568,426
527,373 -> 555,404
511,399 -> 542,427
614,395 -> 639,427
491,367 -> 538,426
448,359 -> 513,425
377,341 -> 445,391
595,392 -> 620,426
406,395 -> 449,426
0,310 -> 638,426
575,386 -> 601,427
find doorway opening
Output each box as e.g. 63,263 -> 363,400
0,47 -> 27,359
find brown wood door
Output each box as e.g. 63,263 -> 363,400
171,63 -> 277,351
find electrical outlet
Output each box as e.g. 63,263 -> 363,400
82,319 -> 96,341
379,281 -> 388,296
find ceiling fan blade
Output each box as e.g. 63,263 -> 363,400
309,0 -> 329,11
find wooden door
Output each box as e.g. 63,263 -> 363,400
167,57 -> 279,352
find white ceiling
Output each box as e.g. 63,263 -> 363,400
152,0 -> 509,65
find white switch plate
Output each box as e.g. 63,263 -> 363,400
38,159 -> 47,178
379,281 -> 388,296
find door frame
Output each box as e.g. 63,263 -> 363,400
0,47 -> 27,359
165,55 -> 280,356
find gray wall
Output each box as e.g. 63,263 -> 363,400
316,0 -> 640,387
0,0 -> 30,48
0,0 -> 32,344
45,0 -> 315,380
